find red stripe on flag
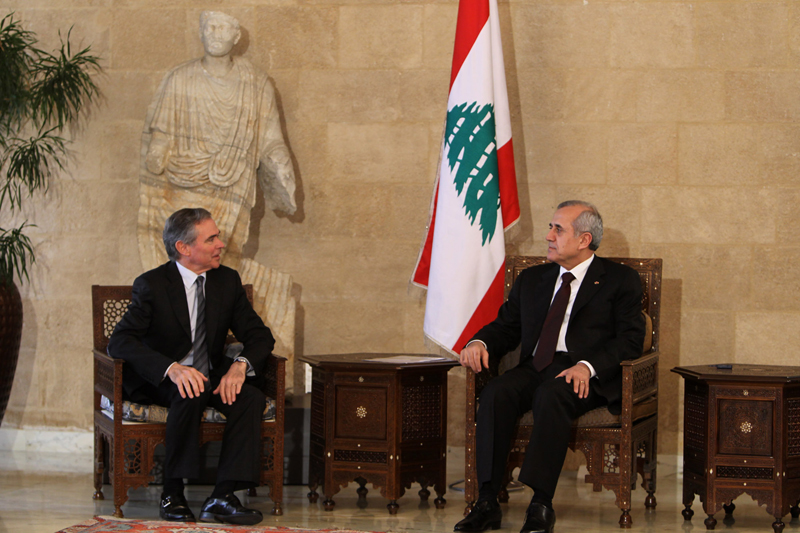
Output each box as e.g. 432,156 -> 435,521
451,265 -> 505,352
497,140 -> 520,229
411,183 -> 440,287
450,0 -> 490,91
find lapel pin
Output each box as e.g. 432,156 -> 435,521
594,281 -> 599,285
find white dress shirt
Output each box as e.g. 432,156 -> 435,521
163,262 -> 251,379
468,254 -> 598,377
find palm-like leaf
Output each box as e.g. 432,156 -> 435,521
0,223 -> 35,285
0,13 -> 101,286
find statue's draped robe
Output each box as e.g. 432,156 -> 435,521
138,57 -> 296,362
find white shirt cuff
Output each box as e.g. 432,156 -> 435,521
578,360 -> 596,378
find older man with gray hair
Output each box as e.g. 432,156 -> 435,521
455,201 -> 645,533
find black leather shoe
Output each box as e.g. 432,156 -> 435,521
454,499 -> 502,532
199,493 -> 263,525
159,492 -> 195,522
520,502 -> 555,533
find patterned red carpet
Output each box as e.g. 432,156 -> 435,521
56,517 -> 379,533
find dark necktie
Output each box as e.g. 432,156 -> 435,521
533,272 -> 576,372
192,276 -> 209,377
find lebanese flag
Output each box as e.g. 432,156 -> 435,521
411,0 -> 519,355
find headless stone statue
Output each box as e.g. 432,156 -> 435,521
138,11 -> 296,384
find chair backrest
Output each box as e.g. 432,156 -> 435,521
504,256 -> 662,354
91,284 -> 254,352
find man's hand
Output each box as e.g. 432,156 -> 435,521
214,361 -> 247,405
459,342 -> 490,373
556,363 -> 592,399
167,363 -> 208,399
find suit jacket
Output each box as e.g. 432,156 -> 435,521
473,256 -> 645,410
107,261 -> 275,402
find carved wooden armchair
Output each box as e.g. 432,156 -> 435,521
464,257 -> 661,528
91,285 -> 285,517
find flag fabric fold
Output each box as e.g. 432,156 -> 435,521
412,0 -> 520,355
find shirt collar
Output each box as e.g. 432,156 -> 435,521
175,261 -> 205,290
558,253 -> 595,285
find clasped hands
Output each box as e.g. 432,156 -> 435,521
166,360 -> 248,405
459,342 -> 592,399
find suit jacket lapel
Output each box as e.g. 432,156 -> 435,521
571,256 -> 606,318
166,262 -> 192,340
532,265 -> 559,327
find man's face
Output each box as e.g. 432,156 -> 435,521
200,15 -> 240,58
178,218 -> 225,274
545,205 -> 592,269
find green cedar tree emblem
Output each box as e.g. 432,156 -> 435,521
444,102 -> 500,245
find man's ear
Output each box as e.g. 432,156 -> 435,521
175,240 -> 190,258
578,232 -> 593,250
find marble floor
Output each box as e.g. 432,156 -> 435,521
0,449 -> 794,533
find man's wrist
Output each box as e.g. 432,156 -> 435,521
466,339 -> 487,350
578,360 -> 596,378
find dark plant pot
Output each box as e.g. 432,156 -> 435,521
0,281 -> 23,426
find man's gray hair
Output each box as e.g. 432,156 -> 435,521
558,200 -> 603,251
199,11 -> 240,32
163,208 -> 213,261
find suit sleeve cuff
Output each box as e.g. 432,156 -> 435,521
163,362 -> 177,381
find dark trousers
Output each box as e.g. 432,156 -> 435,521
476,354 -> 607,501
140,376 -> 266,489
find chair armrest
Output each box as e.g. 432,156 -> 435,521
261,354 -> 286,398
261,354 -> 286,425
93,349 -> 125,423
620,351 -> 659,406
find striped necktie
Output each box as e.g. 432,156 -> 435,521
192,276 -> 209,377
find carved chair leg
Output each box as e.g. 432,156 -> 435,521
790,504 -> 800,518
247,487 -> 257,497
682,505 -> 694,520
644,492 -> 656,509
498,487 -> 509,503
418,487 -> 430,501
773,517 -> 786,533
387,500 -> 399,514
113,505 -> 124,518
618,508 -> 632,528
271,502 -> 283,516
704,514 -> 717,529
93,430 -> 105,500
723,502 -> 735,516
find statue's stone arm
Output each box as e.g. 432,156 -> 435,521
145,130 -> 171,175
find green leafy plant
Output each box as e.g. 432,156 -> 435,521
0,12 -> 101,286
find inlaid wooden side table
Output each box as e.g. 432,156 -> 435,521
672,364 -> 800,533
300,353 -> 459,514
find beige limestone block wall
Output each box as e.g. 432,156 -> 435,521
4,0 -> 800,463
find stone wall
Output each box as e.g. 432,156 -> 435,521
5,0 -> 800,457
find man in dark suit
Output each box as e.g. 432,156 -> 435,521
454,201 -> 645,533
108,208 -> 275,525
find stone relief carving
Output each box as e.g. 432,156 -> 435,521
138,10 -> 297,385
